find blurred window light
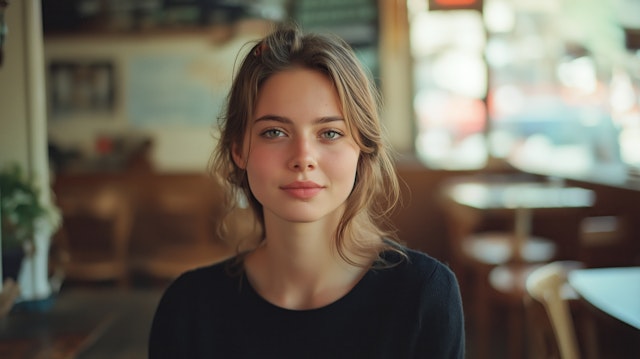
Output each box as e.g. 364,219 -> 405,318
610,68 -> 637,113
484,0 -> 515,33
556,57 -> 598,94
410,10 -> 485,57
485,37 -> 513,68
432,51 -> 487,98
409,5 -> 488,169
408,0 -> 640,180
613,0 -> 640,30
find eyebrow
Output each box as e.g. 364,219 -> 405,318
254,115 -> 345,125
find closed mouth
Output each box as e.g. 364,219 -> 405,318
281,181 -> 324,199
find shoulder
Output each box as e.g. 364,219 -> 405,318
369,245 -> 463,315
377,246 -> 463,321
379,246 -> 458,290
408,248 -> 458,287
369,246 -> 465,356
155,257 -> 241,311
149,257 -> 244,357
150,257 -> 242,333
386,247 -> 466,357
405,248 -> 460,304
176,256 -> 240,285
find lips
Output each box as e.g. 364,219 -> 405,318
280,181 -> 324,200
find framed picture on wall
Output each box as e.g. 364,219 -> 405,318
47,60 -> 116,118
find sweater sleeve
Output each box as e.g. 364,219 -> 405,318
415,262 -> 466,359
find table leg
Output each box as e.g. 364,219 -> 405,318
513,207 -> 532,262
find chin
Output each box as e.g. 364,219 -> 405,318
281,213 -> 327,223
276,206 -> 341,224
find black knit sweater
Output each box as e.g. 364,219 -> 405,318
149,247 -> 465,358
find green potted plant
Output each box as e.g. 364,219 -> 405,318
1,163 -> 60,282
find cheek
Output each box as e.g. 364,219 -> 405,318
327,148 -> 360,184
244,149 -> 276,184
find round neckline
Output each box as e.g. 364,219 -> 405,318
240,265 -> 373,314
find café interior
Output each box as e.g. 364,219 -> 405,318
1,0 -> 639,358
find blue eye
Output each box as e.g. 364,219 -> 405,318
261,129 -> 285,138
321,130 -> 343,140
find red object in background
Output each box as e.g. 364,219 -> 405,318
429,0 -> 483,11
95,135 -> 113,155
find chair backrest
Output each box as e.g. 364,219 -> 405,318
526,261 -> 582,359
56,185 -> 132,255
53,185 -> 133,285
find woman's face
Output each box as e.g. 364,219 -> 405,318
233,67 -> 360,224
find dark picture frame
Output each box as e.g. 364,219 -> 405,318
47,60 -> 116,118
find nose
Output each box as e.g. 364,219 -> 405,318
288,137 -> 317,171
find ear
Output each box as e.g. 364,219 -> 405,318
232,142 -> 247,169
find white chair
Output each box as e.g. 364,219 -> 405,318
525,261 -> 584,359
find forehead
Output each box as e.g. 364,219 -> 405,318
253,67 -> 343,121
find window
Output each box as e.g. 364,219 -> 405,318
409,0 -> 640,186
409,1 -> 487,169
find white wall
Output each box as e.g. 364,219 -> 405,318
0,0 -> 50,212
45,24 -> 270,172
0,0 -> 52,299
0,1 -> 30,167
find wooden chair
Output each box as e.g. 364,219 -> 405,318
53,185 -> 133,287
480,261 -> 546,358
439,174 -> 559,286
579,215 -> 633,267
525,261 -> 588,359
128,179 -> 232,283
441,177 -> 559,358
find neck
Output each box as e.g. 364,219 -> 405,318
244,210 -> 370,310
262,209 -> 343,277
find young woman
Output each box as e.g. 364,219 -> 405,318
149,24 -> 465,358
